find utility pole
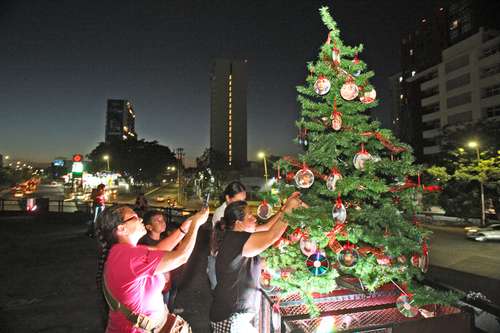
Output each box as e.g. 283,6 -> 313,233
176,148 -> 185,205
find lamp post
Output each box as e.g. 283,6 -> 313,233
103,155 -> 110,171
467,141 -> 486,226
257,151 -> 268,185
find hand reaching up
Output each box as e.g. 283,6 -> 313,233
283,192 -> 308,213
192,207 -> 210,227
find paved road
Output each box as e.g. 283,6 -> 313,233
0,184 -> 79,213
425,224 -> 500,280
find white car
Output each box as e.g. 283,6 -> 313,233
466,224 -> 500,242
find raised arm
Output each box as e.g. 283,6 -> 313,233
242,193 -> 306,258
154,219 -> 192,251
254,210 -> 281,232
154,208 -> 209,273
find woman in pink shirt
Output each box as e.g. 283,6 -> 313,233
95,204 -> 209,332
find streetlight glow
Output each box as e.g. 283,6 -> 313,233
466,141 -> 485,226
257,151 -> 268,185
103,155 -> 110,171
467,141 -> 478,148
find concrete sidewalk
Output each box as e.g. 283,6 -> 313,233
0,212 -> 213,332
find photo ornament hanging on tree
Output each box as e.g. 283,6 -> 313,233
314,75 -> 331,96
294,168 -> 315,188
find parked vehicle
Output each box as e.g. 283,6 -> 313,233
465,224 -> 500,242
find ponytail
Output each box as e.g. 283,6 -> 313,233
94,204 -> 128,329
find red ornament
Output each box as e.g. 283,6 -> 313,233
289,227 -> 304,243
423,185 -> 442,192
285,171 -> 295,183
352,53 -> 360,64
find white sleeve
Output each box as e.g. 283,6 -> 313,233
211,204 -> 225,228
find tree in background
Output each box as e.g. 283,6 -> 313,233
261,7 -> 456,316
87,139 -> 177,184
426,119 -> 500,220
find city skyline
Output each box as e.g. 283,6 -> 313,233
0,0 -> 437,164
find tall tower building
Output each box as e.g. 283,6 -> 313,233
105,99 -> 137,143
210,59 -> 248,169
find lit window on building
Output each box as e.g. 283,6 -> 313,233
399,76 -> 403,82
411,70 -> 416,76
400,94 -> 404,100
410,49 -> 413,56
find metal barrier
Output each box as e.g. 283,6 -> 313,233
0,199 -> 198,228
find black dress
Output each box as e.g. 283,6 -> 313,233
209,230 -> 261,322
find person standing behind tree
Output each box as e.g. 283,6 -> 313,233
87,184 -> 106,237
134,193 -> 149,217
207,181 -> 246,290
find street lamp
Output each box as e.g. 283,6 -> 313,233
103,155 -> 110,171
467,141 -> 486,226
257,151 -> 268,184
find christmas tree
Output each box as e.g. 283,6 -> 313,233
261,7 -> 457,316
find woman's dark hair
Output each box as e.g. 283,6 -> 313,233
94,204 -> 129,329
213,201 -> 248,255
142,210 -> 164,226
223,181 -> 246,200
219,200 -> 248,231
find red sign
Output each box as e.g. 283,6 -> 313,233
72,154 -> 83,162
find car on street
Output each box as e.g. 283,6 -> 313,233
155,195 -> 165,202
465,223 -> 500,242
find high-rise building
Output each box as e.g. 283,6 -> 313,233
391,0 -> 500,162
105,99 -> 137,143
210,59 -> 248,169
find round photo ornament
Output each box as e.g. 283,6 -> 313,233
300,237 -> 318,257
326,168 -> 342,192
340,77 -> 359,101
294,164 -> 314,189
337,245 -> 359,268
353,144 -> 373,170
314,75 -> 331,96
257,200 -> 273,220
330,98 -> 342,131
360,88 -> 377,104
332,193 -> 347,224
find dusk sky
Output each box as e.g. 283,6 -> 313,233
0,0 -> 435,165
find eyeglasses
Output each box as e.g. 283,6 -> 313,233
123,215 -> 143,224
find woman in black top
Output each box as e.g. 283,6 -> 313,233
209,193 -> 305,332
